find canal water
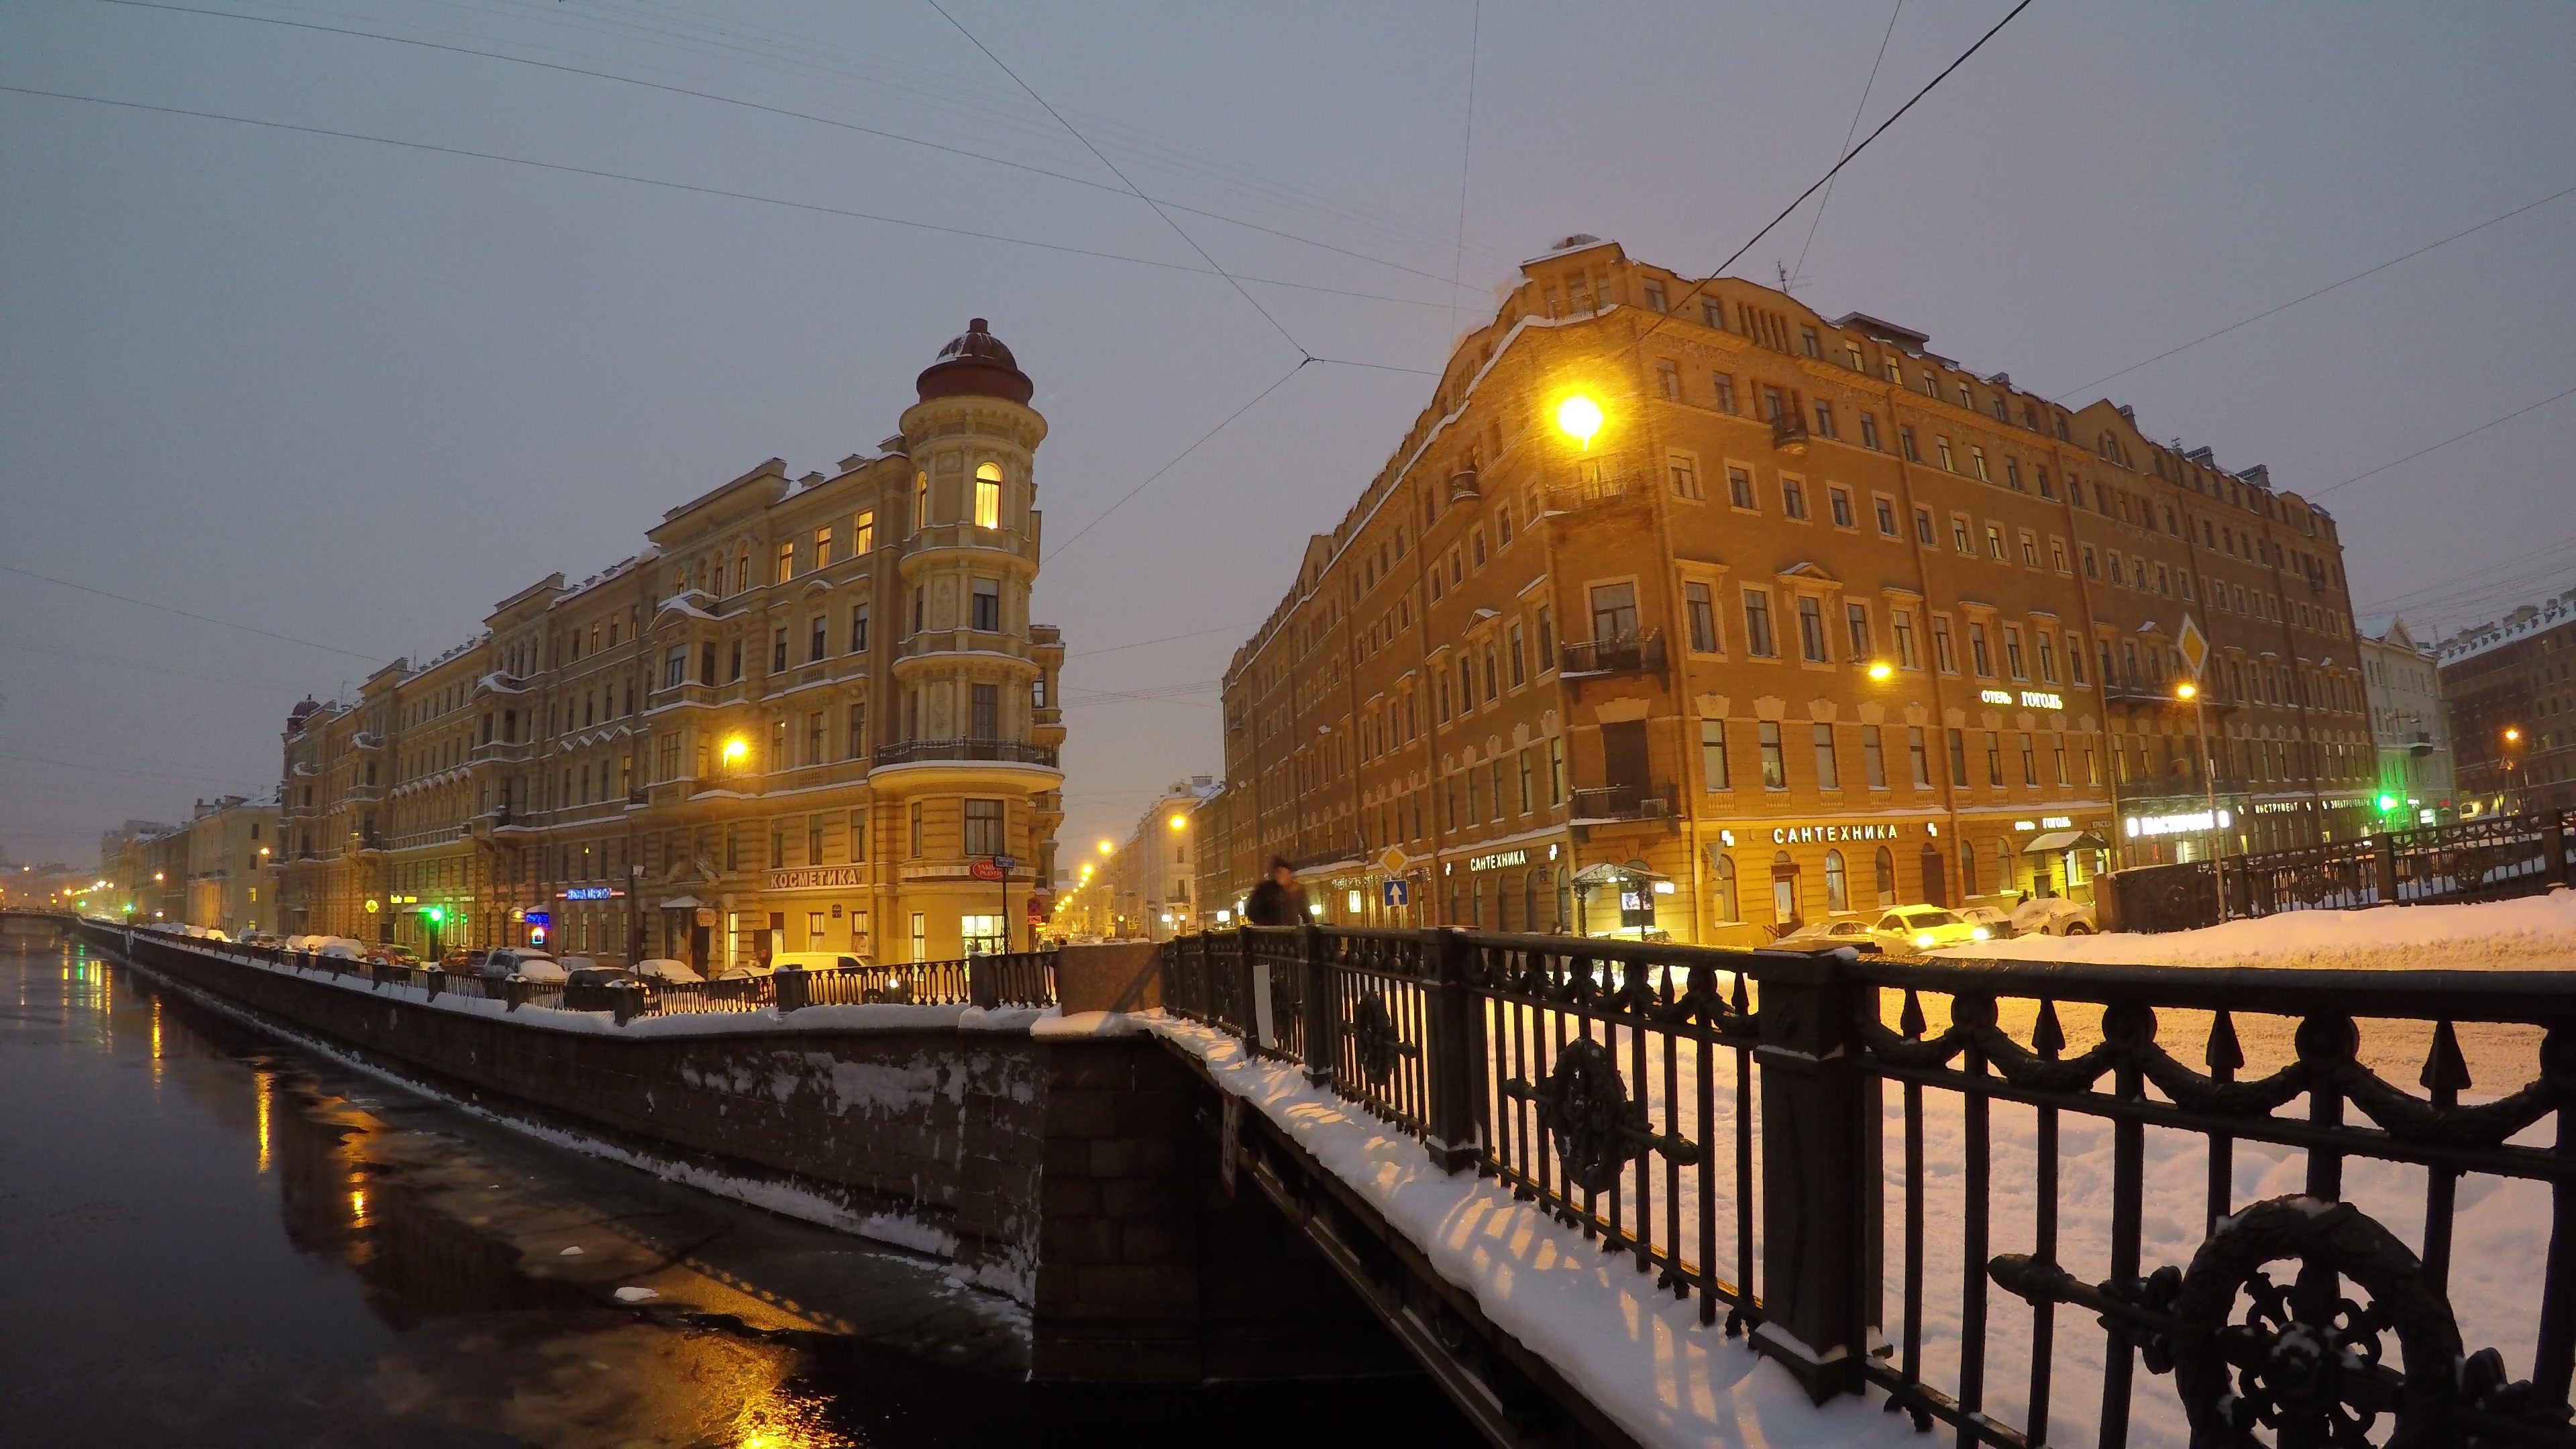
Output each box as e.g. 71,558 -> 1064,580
0,936 -> 1470,1446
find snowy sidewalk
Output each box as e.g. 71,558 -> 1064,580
1941,886 -> 2576,973
1140,1011 -> 1922,1449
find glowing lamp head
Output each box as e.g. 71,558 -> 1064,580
1866,661 -> 1894,682
1096,840 -> 1114,855
2175,681 -> 2198,701
2506,727 -> 2522,743
1970,926 -> 1992,942
1167,814 -> 1187,831
1554,394 -> 1604,450
720,735 -> 749,764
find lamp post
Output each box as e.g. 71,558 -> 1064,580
2503,727 -> 2524,816
2177,680 -> 2228,921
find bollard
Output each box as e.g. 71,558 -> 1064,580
425,968 -> 443,1001
774,963 -> 808,1013
609,979 -> 641,1026
1301,924 -> 1336,1088
505,975 -> 529,1011
1420,928 -> 1483,1173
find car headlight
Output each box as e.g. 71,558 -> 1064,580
1914,932 -> 1935,949
1970,926 -> 1990,941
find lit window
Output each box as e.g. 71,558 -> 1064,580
974,462 -> 1003,529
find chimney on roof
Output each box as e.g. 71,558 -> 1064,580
2239,464 -> 2272,490
839,454 -> 868,473
1988,372 -> 2010,388
2184,446 -> 2215,466
798,471 -> 826,489
878,435 -> 908,457
2115,404 -> 2135,423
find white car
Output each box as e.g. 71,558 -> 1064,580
2010,897 -> 2098,936
315,937 -> 368,959
1957,906 -> 2017,939
631,958 -> 705,985
480,947 -> 562,983
1773,919 -> 1878,952
1868,906 -> 1990,956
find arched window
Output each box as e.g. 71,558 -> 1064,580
1874,847 -> 1896,908
1523,869 -> 1541,932
1824,849 -> 1849,913
1711,852 -> 1737,922
1960,842 -> 1980,898
974,461 -> 1004,529
913,471 -> 930,531
1471,877 -> 1485,928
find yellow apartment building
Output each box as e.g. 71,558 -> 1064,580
274,321 -> 1068,967
1203,237 -> 2373,941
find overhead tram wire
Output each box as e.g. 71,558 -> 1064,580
80,0 -> 1489,299
1624,0 -> 2037,363
2307,380 -> 2576,499
1044,360 -> 1312,559
0,85 -> 1465,315
2054,179 -> 2576,402
924,0 -> 1311,363
1445,0 -> 1481,345
1789,0 -> 1904,287
0,561 -> 382,661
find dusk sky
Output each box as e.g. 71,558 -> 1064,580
5,0 -> 2573,867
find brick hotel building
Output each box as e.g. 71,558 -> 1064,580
274,321 -> 1067,967
1197,237 -> 2375,942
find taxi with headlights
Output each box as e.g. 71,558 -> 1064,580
1868,906 -> 1990,957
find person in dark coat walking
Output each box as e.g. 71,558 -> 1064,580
1244,857 -> 1307,926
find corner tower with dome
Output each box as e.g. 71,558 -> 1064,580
272,319 -> 1067,969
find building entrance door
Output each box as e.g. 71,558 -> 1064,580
1920,843 -> 1947,908
1770,851 -> 1801,931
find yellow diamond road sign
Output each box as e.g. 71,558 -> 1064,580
2176,614 -> 2210,680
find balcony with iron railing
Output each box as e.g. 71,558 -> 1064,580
1568,782 -> 1676,824
872,738 -> 1059,769
1560,629 -> 1666,680
469,738 -> 533,765
1770,411 -> 1811,453
2101,669 -> 2238,709
1540,470 -> 1634,515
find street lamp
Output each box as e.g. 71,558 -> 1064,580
1866,661 -> 1894,682
1166,814 -> 1187,831
720,735 -> 749,769
2176,679 -> 2228,918
2503,727 -> 2524,815
1554,394 -> 1604,451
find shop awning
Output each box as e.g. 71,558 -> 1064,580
657,895 -> 708,910
2025,830 -> 2106,854
1572,863 -> 1668,886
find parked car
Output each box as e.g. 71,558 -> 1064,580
767,951 -> 871,973
480,947 -> 563,983
1956,905 -> 2017,940
366,946 -> 421,968
437,950 -> 480,973
315,937 -> 368,959
630,958 -> 704,985
1867,906 -> 1990,956
561,961 -> 649,1011
1771,919 -> 1880,953
713,960 -> 775,981
2010,896 -> 2098,936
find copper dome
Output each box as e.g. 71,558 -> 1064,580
916,317 -> 1033,405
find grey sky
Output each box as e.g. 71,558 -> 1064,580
4,1 -> 2573,865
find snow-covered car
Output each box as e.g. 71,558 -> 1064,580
1957,906 -> 2017,939
714,961 -> 775,981
631,958 -> 704,985
2010,897 -> 2098,936
480,947 -> 561,982
1868,906 -> 1990,956
1772,919 -> 1880,953
315,937 -> 368,959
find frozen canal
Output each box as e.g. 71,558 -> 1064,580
0,936 -> 1467,1446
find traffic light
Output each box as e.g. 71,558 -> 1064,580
422,906 -> 444,924
2376,794 -> 2400,812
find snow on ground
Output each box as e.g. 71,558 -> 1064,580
1143,1010 -> 1927,1449
1940,886 -> 2576,973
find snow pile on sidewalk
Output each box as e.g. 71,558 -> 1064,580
1943,887 -> 2576,972
1141,1012 -> 1923,1449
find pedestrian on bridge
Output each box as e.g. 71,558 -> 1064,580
1245,858 -> 1306,926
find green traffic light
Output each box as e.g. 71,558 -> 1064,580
2377,794 -> 2398,812
423,906 -> 444,924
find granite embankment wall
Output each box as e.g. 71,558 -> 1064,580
85,924 -> 1402,1383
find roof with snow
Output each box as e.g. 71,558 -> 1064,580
2436,586 -> 2576,665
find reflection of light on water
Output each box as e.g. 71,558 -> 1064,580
350,1189 -> 367,1224
150,998 -> 163,1086
254,1070 -> 272,1174
728,1385 -> 857,1449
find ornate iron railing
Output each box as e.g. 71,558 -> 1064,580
1157,924 -> 2576,1448
2110,807 -> 2575,933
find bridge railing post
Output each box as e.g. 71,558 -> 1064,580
1301,924 -> 1336,1088
775,963 -> 808,1013
1421,928 -> 1482,1174
1751,951 -> 1878,1403
968,955 -> 999,1010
